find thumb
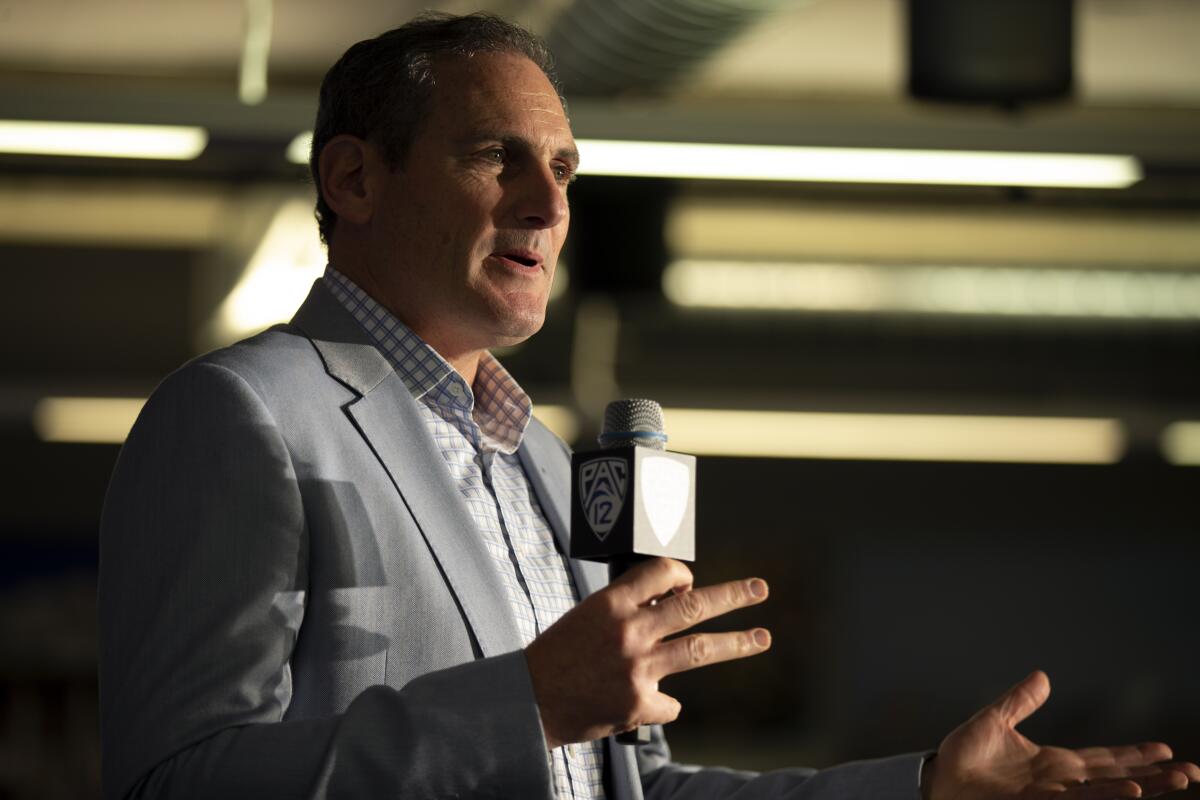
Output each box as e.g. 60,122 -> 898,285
990,670 -> 1050,727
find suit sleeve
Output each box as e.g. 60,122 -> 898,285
631,722 -> 927,799
98,361 -> 555,800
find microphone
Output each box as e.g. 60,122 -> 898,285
570,399 -> 697,745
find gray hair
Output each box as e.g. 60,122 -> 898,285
309,12 -> 564,245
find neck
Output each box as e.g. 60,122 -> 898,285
444,349 -> 483,389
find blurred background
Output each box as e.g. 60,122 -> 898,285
1,0 -> 1198,797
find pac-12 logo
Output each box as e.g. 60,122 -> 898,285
579,457 -> 629,540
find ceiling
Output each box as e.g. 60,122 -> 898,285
1,0 -> 1197,105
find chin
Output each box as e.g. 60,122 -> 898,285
491,322 -> 542,348
480,293 -> 548,345
488,311 -> 546,348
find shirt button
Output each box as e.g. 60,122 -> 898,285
567,744 -> 578,758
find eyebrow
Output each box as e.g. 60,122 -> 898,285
458,132 -> 580,170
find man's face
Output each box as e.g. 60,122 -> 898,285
364,51 -> 577,353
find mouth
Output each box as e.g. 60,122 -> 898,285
490,249 -> 543,270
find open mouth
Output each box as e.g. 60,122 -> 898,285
493,252 -> 540,268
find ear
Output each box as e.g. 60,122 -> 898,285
317,134 -> 377,228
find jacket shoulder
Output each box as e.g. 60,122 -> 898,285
160,325 -> 325,403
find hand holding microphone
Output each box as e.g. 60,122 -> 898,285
525,557 -> 771,750
524,399 -> 773,750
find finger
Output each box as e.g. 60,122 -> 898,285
1164,761 -> 1200,784
648,577 -> 770,636
1067,779 -> 1142,800
1079,743 -> 1175,769
1085,765 -> 1174,781
613,558 -> 693,607
1128,769 -> 1189,796
1070,770 -> 1191,800
989,670 -> 1050,726
652,628 -> 771,678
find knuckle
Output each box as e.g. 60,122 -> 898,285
727,581 -> 747,606
661,557 -> 692,585
676,591 -> 705,624
685,634 -> 711,665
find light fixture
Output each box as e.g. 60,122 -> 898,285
1160,422 -> 1200,466
33,397 -> 146,444
0,120 -> 208,160
575,140 -> 1142,188
286,131 -> 1140,189
662,408 -> 1125,464
286,132 -> 312,166
239,0 -> 274,106
212,198 -> 326,343
663,260 -> 1200,320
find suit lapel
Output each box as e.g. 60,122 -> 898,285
291,281 -> 524,658
518,420 -> 608,601
293,281 -> 642,794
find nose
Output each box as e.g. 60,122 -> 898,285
513,163 -> 568,229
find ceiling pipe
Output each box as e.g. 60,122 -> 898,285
545,0 -> 792,97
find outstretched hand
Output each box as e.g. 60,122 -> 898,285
923,671 -> 1200,800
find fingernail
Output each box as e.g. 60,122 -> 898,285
753,628 -> 771,647
749,579 -> 767,598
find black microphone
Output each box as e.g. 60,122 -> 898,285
570,399 -> 697,744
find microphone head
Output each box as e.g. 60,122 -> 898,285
599,398 -> 667,450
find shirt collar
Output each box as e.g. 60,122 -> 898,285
322,265 -> 532,453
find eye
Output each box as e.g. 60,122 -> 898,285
482,147 -> 506,165
553,163 -> 576,184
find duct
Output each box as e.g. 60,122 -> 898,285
545,0 -> 792,96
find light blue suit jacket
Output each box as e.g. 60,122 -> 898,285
98,280 -> 924,798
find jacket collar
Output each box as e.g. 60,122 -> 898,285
289,279 -> 394,397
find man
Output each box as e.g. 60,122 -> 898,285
98,12 -> 1198,800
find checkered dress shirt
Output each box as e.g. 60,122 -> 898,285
323,266 -> 606,799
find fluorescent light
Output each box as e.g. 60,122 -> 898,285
576,139 -> 1141,188
34,397 -> 145,444
1161,422 -> 1200,466
212,197 -> 325,342
534,404 -> 579,444
668,200 -> 1200,268
663,408 -> 1125,464
0,179 -> 225,246
286,131 -> 312,165
664,259 -> 1200,320
23,397 -> 1128,464
0,120 -> 207,160
287,131 -> 1140,188
239,0 -> 273,106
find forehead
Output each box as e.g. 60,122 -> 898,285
425,52 -> 570,133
